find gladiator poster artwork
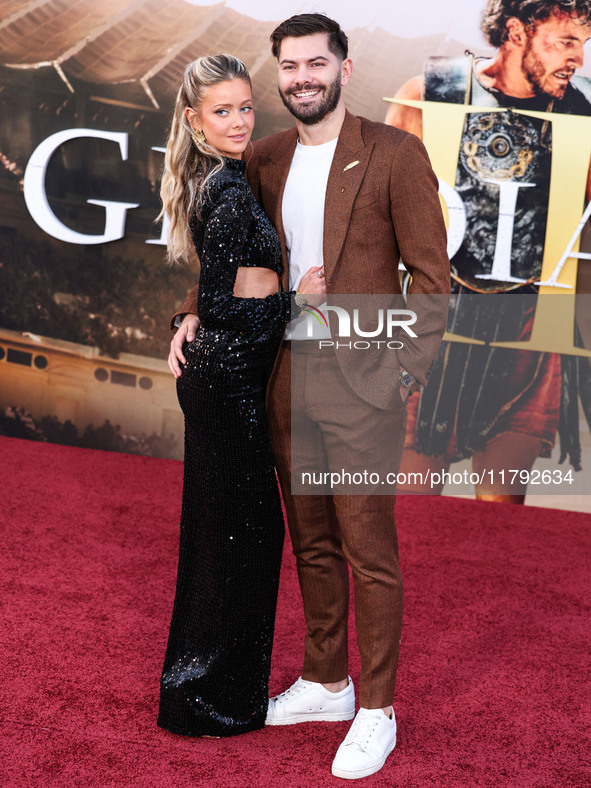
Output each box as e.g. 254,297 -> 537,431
0,0 -> 590,501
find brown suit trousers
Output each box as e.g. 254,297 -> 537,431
267,342 -> 406,708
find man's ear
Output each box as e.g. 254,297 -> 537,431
341,57 -> 353,86
506,17 -> 528,47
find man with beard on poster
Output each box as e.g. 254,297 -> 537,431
386,0 -> 591,502
169,13 -> 450,780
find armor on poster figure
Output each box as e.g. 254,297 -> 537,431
424,53 -> 591,290
386,0 -> 591,500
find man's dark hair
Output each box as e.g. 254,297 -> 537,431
482,0 -> 591,46
270,13 -> 349,60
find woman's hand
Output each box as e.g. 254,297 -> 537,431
168,314 -> 200,378
298,266 -> 326,307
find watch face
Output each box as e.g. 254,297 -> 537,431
400,371 -> 414,388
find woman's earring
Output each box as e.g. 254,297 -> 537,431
191,127 -> 205,146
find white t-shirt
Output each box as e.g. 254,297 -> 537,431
282,137 -> 337,340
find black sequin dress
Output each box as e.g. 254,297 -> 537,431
158,157 -> 291,737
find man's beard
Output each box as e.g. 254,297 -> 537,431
278,75 -> 341,125
522,38 -> 570,99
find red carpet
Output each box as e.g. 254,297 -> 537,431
0,436 -> 589,787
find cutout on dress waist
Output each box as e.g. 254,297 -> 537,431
233,266 -> 280,298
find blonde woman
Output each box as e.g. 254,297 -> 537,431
157,54 -> 324,737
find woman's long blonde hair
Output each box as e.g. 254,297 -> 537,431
160,54 -> 252,265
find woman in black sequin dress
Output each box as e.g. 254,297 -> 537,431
157,55 -> 325,737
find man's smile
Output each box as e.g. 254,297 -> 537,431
293,89 -> 321,98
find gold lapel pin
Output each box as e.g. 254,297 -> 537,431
343,160 -> 359,172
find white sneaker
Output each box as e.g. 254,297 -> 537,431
265,676 -> 355,725
331,707 -> 397,779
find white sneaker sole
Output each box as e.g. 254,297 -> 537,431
265,709 -> 356,726
331,737 -> 396,779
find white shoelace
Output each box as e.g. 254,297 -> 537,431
344,713 -> 381,752
271,677 -> 306,704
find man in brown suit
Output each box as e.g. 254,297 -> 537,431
169,13 -> 449,780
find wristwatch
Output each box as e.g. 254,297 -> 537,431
294,291 -> 309,310
399,369 -> 415,388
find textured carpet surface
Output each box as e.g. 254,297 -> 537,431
0,436 -> 590,787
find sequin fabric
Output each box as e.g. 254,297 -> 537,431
158,157 -> 290,737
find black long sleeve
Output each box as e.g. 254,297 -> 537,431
195,179 -> 292,330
